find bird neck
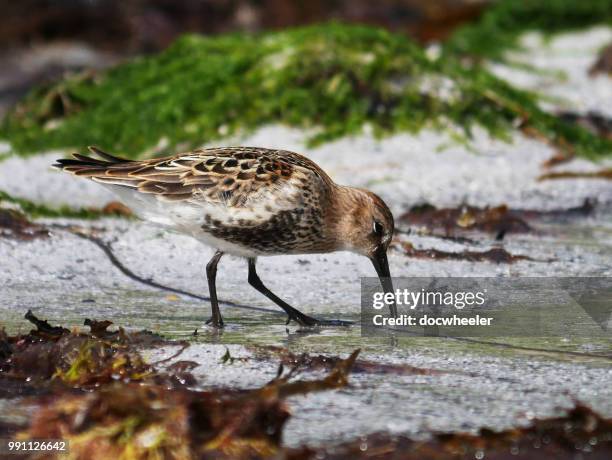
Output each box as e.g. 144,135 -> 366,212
326,185 -> 369,253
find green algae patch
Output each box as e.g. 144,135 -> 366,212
0,189 -> 133,219
445,0 -> 612,61
0,190 -> 104,219
2,23 -> 611,160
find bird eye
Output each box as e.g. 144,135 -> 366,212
373,220 -> 384,236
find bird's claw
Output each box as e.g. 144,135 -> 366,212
285,313 -> 317,327
285,313 -> 352,327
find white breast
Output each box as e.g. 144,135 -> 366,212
104,185 -> 269,257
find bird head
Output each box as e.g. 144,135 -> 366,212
332,187 -> 397,317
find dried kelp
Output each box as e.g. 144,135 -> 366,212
289,404 -> 612,459
13,354 -> 358,460
83,318 -> 117,338
510,199 -> 596,220
256,346 -> 447,377
0,208 -> 49,240
541,150 -> 575,168
24,309 -> 69,337
0,311 -> 151,388
0,330 -> 12,361
399,242 -> 535,264
400,203 -> 531,238
100,201 -> 133,217
0,312 -> 184,398
19,382 -> 281,460
590,42 -> 612,76
539,169 -> 612,181
400,200 -> 595,239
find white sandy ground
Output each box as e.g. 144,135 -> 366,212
0,27 -> 611,448
490,27 -> 612,117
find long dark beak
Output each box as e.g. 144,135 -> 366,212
370,246 -> 397,317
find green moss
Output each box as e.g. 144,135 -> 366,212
445,0 -> 612,60
1,22 -> 611,159
0,190 -> 110,219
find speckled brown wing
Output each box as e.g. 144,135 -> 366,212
56,146 -> 342,255
54,145 -> 332,213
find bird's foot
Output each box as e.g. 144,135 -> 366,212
205,316 -> 225,329
316,318 -> 354,327
285,312 -> 318,327
285,312 -> 352,327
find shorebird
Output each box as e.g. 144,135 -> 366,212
54,146 -> 396,328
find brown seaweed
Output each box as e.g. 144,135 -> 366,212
22,383 -> 287,460
289,404 -> 612,459
0,208 -> 49,240
399,242 -> 535,264
12,348 -> 359,460
0,312 -> 185,398
590,42 -> 612,76
24,309 -> 70,337
83,318 -> 118,338
99,201 -> 133,217
256,346 -> 448,377
539,168 -> 612,181
1,313 -> 360,459
400,203 -> 531,237
399,200 -> 595,241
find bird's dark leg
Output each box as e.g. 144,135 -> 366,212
247,258 -> 320,326
205,251 -> 224,328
